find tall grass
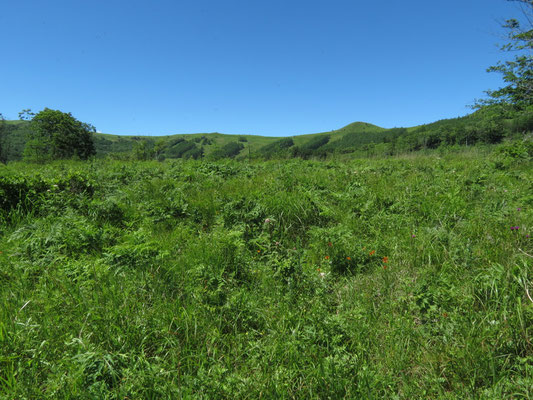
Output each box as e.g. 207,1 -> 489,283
0,150 -> 531,398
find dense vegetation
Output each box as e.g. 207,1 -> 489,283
23,108 -> 96,162
477,0 -> 532,110
1,105 -> 531,163
0,147 -> 532,398
0,3 -> 531,397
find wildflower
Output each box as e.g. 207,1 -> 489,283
382,256 -> 388,263
264,218 -> 271,224
346,256 -> 351,260
411,234 -> 416,238
526,234 -> 530,238
517,208 -> 522,211
327,241 -> 333,247
511,226 -> 520,231
325,256 -> 330,260
442,312 -> 448,318
257,250 -> 261,253
383,265 -> 387,270
320,272 -> 325,278
369,250 -> 375,256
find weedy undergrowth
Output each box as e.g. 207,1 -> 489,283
0,152 -> 531,398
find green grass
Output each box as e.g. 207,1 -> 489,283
0,148 -> 532,398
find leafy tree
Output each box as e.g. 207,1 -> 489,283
259,137 -> 294,158
293,135 -> 331,158
24,108 -> 96,162
168,137 -> 185,147
182,146 -> 204,159
200,136 -> 213,145
131,140 -> 153,160
426,132 -> 442,149
210,142 -> 244,159
479,0 -> 532,110
18,109 -> 35,121
166,140 -> 197,158
301,135 -> 330,151
153,139 -> 167,161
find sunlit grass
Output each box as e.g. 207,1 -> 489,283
0,149 -> 531,398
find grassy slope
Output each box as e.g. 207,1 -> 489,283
4,110 -> 529,160
92,121 -> 386,157
290,121 -> 386,145
2,120 -> 389,160
0,150 -> 531,398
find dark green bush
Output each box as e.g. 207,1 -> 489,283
210,142 -> 244,159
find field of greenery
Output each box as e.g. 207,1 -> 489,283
0,146 -> 532,398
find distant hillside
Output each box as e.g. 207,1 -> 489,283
0,120 -> 391,162
1,107 -> 531,162
91,131 -> 281,160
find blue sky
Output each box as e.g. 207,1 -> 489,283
0,0 -> 521,136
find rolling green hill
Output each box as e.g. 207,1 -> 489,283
1,106 -> 531,162
0,119 -> 390,161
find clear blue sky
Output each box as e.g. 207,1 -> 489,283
0,0 -> 521,136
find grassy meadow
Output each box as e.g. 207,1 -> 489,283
0,147 -> 532,398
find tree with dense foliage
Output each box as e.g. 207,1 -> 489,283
153,139 -> 167,161
210,141 -> 244,159
259,137 -> 294,159
292,135 -> 330,158
131,140 -> 153,161
18,109 -> 35,121
24,108 -> 96,162
479,0 -> 532,110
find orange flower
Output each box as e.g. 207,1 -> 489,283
346,256 -> 351,260
382,256 -> 388,263
257,250 -> 261,253
369,250 -> 375,256
383,265 -> 387,270
327,241 -> 333,247
325,256 -> 330,260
